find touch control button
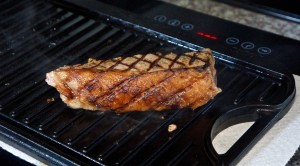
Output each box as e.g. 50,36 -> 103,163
181,23 -> 194,30
168,19 -> 181,26
257,47 -> 272,55
241,42 -> 255,49
225,37 -> 239,45
153,15 -> 167,22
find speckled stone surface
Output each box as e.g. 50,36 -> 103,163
161,0 -> 300,41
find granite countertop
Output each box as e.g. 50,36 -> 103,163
161,0 -> 300,41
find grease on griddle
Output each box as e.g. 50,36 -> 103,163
168,124 -> 177,132
47,97 -> 55,103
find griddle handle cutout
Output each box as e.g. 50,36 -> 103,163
209,106 -> 280,165
219,110 -> 276,166
212,121 -> 254,155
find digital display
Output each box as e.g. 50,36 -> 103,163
196,32 -> 217,40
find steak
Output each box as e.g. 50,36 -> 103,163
46,48 -> 221,112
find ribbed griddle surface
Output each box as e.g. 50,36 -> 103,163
0,0 -> 294,165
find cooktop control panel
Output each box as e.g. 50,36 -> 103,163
137,2 -> 300,75
152,14 -> 272,56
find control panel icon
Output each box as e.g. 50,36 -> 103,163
225,37 -> 239,45
241,42 -> 255,49
153,15 -> 167,22
181,23 -> 194,30
167,19 -> 181,26
257,47 -> 272,55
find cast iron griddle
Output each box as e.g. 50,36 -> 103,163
0,0 -> 295,165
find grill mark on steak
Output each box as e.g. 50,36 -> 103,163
196,63 -> 209,71
82,70 -> 105,94
126,54 -> 147,72
146,53 -> 163,71
113,71 -> 175,111
144,69 -> 199,110
88,75 -> 133,103
84,80 -> 96,92
94,74 -> 142,108
189,53 -> 197,65
154,72 -> 206,109
189,79 -> 216,108
188,52 -> 210,65
70,69 -> 84,93
89,60 -> 103,68
169,53 -> 182,68
107,57 -> 126,70
116,71 -> 176,111
62,82 -> 74,99
118,69 -> 200,110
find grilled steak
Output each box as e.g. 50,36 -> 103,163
46,48 -> 221,112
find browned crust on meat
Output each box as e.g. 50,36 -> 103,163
46,48 -> 221,112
